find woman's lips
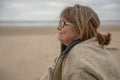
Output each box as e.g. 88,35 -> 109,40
59,32 -> 64,35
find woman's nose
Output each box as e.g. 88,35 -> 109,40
57,26 -> 62,30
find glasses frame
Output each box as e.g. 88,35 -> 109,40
59,21 -> 73,28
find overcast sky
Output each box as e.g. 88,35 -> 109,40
0,0 -> 120,21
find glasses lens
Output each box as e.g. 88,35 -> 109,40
59,21 -> 65,28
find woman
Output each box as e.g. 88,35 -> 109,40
40,4 -> 120,80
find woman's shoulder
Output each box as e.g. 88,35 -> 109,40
66,37 -> 117,69
63,38 -> 120,80
69,37 -> 104,57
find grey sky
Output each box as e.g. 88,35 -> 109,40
0,0 -> 120,21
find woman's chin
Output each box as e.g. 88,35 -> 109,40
57,36 -> 64,43
58,37 -> 62,42
58,35 -> 62,40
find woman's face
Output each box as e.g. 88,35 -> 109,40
57,18 -> 78,46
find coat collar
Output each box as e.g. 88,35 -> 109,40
61,36 -> 94,55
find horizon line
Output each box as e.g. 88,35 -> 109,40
0,20 -> 120,22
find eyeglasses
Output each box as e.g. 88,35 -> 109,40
58,21 -> 73,28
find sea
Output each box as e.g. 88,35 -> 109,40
0,20 -> 120,27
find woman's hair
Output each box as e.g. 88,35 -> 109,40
60,4 -> 111,46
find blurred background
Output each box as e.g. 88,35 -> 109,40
0,0 -> 120,80
0,0 -> 120,26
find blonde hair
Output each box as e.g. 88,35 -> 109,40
60,4 -> 111,46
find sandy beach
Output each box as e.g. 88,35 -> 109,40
0,25 -> 120,80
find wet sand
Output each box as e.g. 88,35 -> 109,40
0,25 -> 120,80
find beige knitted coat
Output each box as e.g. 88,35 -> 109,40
40,38 -> 120,80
